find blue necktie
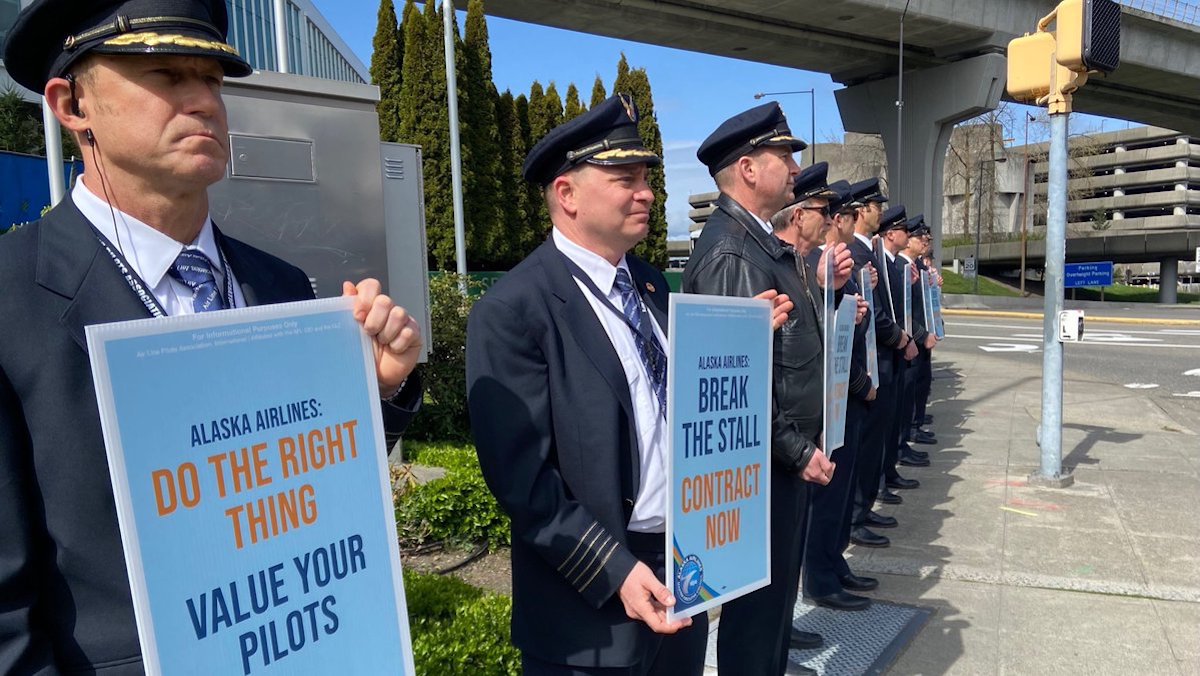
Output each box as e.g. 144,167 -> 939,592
169,249 -> 226,313
614,268 -> 667,419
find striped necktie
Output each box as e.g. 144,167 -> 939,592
614,268 -> 667,419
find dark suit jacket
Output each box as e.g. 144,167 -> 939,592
466,239 -> 670,668
0,197 -> 419,674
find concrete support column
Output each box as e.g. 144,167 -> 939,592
835,54 -> 1006,263
1114,210 -> 1125,220
1114,188 -> 1125,197
1160,258 -> 1179,303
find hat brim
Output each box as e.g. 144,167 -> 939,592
760,134 -> 809,153
585,147 -> 662,167
91,32 -> 252,76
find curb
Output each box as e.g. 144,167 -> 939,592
942,308 -> 1200,327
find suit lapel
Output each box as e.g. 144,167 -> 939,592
628,259 -> 669,339
216,226 -> 279,307
36,198 -> 153,352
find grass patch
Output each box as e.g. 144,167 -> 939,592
396,441 -> 511,549
939,269 -> 1021,297
1068,285 -> 1200,304
404,570 -> 520,675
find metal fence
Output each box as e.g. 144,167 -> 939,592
1119,0 -> 1200,25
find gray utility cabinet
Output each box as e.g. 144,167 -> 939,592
210,70 -> 431,362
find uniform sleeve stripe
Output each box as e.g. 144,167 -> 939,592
563,526 -> 605,580
570,533 -> 612,587
578,539 -> 620,593
557,522 -> 598,573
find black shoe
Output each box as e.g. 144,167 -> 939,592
791,666 -> 817,676
887,476 -> 921,490
912,429 -> 937,445
789,629 -> 824,650
865,511 -> 898,528
849,526 -> 890,548
839,573 -> 879,591
877,489 -> 903,505
899,453 -> 931,468
812,590 -> 871,611
907,448 -> 930,460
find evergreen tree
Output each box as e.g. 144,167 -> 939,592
589,75 -> 607,108
613,54 -> 668,267
461,0 -> 504,269
493,89 -> 528,268
369,0 -> 403,142
516,91 -> 547,251
398,0 -> 458,270
563,83 -> 585,121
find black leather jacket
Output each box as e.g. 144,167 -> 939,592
682,193 -> 822,474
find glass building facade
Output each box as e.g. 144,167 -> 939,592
0,0 -> 367,97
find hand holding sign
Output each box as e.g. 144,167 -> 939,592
801,448 -> 834,485
816,243 -> 854,290
342,280 -> 422,398
754,289 -> 794,330
620,561 -> 692,635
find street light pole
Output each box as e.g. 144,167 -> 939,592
895,0 -> 912,198
753,89 -> 816,164
973,156 -> 1007,293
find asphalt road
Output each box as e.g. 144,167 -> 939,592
938,314 -> 1200,432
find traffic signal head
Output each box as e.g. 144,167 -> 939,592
1008,31 -> 1057,102
1056,0 -> 1121,73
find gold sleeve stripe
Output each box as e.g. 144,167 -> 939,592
578,539 -> 620,593
570,534 -> 613,587
103,32 -> 242,56
562,527 -> 606,580
557,522 -> 599,573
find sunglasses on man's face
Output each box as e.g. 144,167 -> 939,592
798,205 -> 831,218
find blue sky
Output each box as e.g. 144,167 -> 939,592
316,1 -> 1124,240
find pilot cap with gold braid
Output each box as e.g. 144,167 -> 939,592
3,0 -> 252,93
523,93 -> 660,186
697,102 -> 808,176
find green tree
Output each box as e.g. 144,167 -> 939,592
563,83 -> 585,121
369,0 -> 403,142
493,89 -> 529,268
589,75 -> 607,108
513,93 -> 542,258
613,54 -> 668,267
0,88 -> 79,158
523,83 -> 556,241
398,0 -> 459,270
460,0 -> 505,269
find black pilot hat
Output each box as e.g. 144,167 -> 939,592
879,205 -> 908,233
697,102 -> 808,176
905,214 -> 930,237
3,0 -> 253,93
826,180 -> 854,214
847,178 -> 888,207
788,161 -> 837,206
523,93 -> 660,186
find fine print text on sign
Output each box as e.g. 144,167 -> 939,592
822,249 -> 855,454
87,298 -> 415,676
666,294 -> 772,622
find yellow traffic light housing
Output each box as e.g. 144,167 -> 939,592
1007,32 -> 1057,102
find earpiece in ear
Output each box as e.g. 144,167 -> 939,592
86,129 -> 95,146
65,73 -> 83,118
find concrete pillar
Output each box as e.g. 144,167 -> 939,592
834,54 -> 1006,263
1114,210 -> 1125,220
1114,166 -> 1125,175
1114,188 -> 1125,197
1160,258 -> 1179,303
1178,160 -> 1189,169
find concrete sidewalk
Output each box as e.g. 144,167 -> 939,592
844,347 -> 1200,674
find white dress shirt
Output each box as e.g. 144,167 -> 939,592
553,228 -> 667,533
853,232 -> 873,251
73,178 -> 244,315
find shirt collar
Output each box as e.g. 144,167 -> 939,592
552,228 -> 629,296
899,252 -> 915,264
751,212 -> 773,236
73,178 -> 220,288
854,232 -> 873,249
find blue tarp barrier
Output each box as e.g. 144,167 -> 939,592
1,150 -> 82,232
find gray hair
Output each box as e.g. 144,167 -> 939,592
770,203 -> 800,232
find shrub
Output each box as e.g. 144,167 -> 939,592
396,441 -> 510,549
404,570 -> 520,676
405,274 -> 483,442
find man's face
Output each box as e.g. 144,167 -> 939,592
833,211 -> 856,243
863,201 -> 883,230
78,54 -> 229,191
752,147 -> 801,213
795,198 -> 831,248
569,163 -> 655,252
886,227 -> 909,250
